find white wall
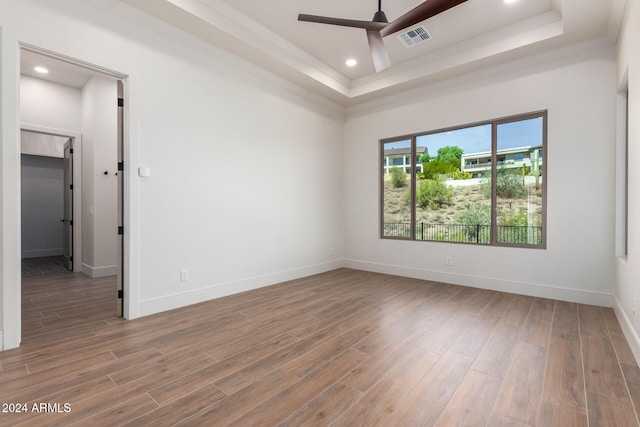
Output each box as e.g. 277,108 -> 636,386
21,130 -> 68,158
344,44 -> 617,306
0,0 -> 345,348
81,76 -> 118,278
615,0 -> 640,361
1,26 -> 21,350
20,154 -> 64,258
20,75 -> 81,131
134,49 -> 345,313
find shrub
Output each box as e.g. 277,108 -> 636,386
481,168 -> 528,198
497,169 -> 528,198
417,179 -> 453,209
457,203 -> 491,226
451,169 -> 472,180
457,203 -> 491,242
499,207 -> 541,227
389,167 -> 407,188
421,160 -> 458,180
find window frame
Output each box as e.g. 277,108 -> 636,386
380,110 -> 547,249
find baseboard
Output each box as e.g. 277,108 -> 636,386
138,259 -> 345,317
22,248 -> 63,258
614,296 -> 640,366
345,259 -> 614,307
82,263 -> 118,278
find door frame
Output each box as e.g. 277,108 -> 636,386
0,32 -> 133,350
20,126 -> 83,273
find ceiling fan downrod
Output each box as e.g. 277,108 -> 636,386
372,0 -> 388,23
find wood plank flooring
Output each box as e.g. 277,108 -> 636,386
1,268 -> 639,426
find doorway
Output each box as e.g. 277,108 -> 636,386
20,129 -> 77,275
19,47 -> 127,337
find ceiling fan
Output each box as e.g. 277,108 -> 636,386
298,0 -> 468,73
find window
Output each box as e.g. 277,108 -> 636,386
380,111 -> 546,248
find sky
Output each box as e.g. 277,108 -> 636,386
385,117 -> 543,157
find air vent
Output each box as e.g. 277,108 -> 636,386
397,26 -> 431,47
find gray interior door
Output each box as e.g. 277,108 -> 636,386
62,139 -> 73,271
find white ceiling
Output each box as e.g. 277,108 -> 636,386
118,0 -> 625,105
226,0 -> 555,79
22,0 -> 626,106
21,49 -> 113,89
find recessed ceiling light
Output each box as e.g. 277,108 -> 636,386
346,58 -> 357,67
34,66 -> 49,74
504,0 -> 519,4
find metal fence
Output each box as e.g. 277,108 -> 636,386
383,222 -> 412,238
495,224 -> 543,245
383,223 -> 542,245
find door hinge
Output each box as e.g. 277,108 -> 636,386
118,289 -> 124,299
118,161 -> 124,171
118,97 -> 124,107
70,220 -> 73,226
70,256 -> 73,262
118,226 -> 124,235
70,184 -> 73,190
70,148 -> 74,154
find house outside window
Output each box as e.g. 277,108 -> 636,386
383,146 -> 427,174
461,146 -> 543,178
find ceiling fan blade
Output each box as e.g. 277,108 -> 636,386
298,14 -> 388,30
380,0 -> 467,37
366,30 -> 391,73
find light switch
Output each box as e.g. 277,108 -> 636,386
138,167 -> 151,177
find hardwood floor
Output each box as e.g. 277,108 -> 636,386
1,268 -> 639,426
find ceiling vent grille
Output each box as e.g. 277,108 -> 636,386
397,26 -> 431,47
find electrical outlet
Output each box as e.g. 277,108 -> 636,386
446,257 -> 453,266
180,269 -> 189,282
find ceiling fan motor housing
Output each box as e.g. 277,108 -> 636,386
372,10 -> 389,23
